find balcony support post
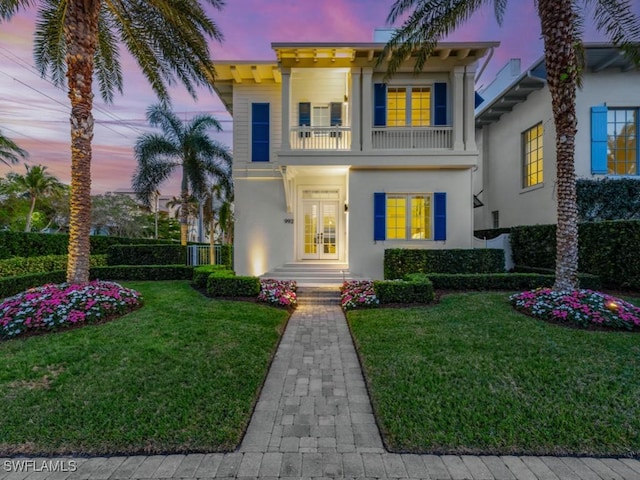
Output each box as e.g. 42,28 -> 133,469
452,66 -> 465,151
281,68 -> 291,151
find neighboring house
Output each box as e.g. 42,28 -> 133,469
213,33 -> 497,280
474,44 -> 640,230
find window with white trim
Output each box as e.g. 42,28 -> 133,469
386,194 -> 432,240
523,123 -> 543,187
607,108 -> 638,175
386,87 -> 431,127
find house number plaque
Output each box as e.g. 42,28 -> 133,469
284,218 -> 294,224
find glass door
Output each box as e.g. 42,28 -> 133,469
301,199 -> 339,260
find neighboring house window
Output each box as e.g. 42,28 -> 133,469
374,192 -> 446,241
375,83 -> 446,127
492,210 -> 500,229
607,108 -> 638,175
523,123 -> 543,187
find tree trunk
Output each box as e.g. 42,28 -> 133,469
538,0 -> 579,291
25,195 -> 36,232
65,0 -> 99,283
180,167 -> 189,246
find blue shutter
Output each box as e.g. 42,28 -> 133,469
374,193 -> 386,241
474,91 -> 484,109
433,192 -> 446,241
252,103 -> 269,162
374,83 -> 386,127
299,102 -> 310,126
434,83 -> 448,125
591,105 -> 608,174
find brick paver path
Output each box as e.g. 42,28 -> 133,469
3,288 -> 640,479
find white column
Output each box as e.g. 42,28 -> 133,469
281,68 -> 291,151
362,68 -> 373,152
464,64 -> 477,151
452,66 -> 464,151
350,68 -> 361,151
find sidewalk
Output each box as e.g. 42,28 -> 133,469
2,288 -> 640,479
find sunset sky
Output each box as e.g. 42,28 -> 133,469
0,1 -> 617,195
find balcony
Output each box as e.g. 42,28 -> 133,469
371,126 -> 453,150
290,126 -> 351,150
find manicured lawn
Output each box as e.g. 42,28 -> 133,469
0,281 -> 289,455
348,292 -> 640,456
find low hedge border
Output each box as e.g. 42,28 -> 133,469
193,265 -> 233,289
421,273 -> 602,291
206,274 -> 260,297
385,248 -> 505,279
0,265 -> 194,299
107,245 -> 186,266
0,254 -> 107,278
374,279 -> 435,304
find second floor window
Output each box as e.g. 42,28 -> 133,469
386,87 -> 431,127
523,123 -> 543,188
608,108 -> 638,175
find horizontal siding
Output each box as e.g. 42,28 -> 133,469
291,69 -> 349,125
233,82 -> 282,164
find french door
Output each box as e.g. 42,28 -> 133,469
301,200 -> 339,260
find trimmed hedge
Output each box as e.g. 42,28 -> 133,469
0,265 -> 194,299
0,231 -> 172,258
193,265 -> 232,289
0,271 -> 67,299
423,273 -> 602,291
0,254 -> 107,278
374,278 -> 434,304
473,228 -> 512,240
107,245 -> 186,266
206,274 -> 260,297
384,248 -> 505,279
219,244 -> 233,268
511,220 -> 640,289
90,265 -> 194,281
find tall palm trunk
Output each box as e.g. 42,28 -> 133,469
25,195 -> 37,232
65,0 -> 99,283
538,0 -> 579,291
180,166 -> 189,246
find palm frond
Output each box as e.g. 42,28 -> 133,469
0,0 -> 33,19
587,0 -> 640,66
146,103 -> 185,145
33,0 -> 68,88
382,0 -> 494,77
94,5 -> 123,103
131,157 -> 176,205
0,129 -> 28,166
134,133 -> 180,164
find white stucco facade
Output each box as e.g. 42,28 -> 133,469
474,46 -> 640,230
214,40 -> 498,280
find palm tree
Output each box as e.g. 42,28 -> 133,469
0,129 -> 28,166
132,103 -> 232,246
383,0 -> 640,291
5,164 -> 66,232
202,181 -> 234,263
0,1 -> 224,283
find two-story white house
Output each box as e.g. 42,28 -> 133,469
474,44 -> 640,230
213,35 -> 497,281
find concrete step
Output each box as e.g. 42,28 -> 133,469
261,262 -> 365,287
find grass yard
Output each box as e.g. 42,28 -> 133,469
348,292 -> 640,456
0,281 -> 289,455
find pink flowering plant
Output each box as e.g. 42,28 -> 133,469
510,288 -> 640,330
341,280 -> 379,311
0,281 -> 143,340
258,279 -> 297,308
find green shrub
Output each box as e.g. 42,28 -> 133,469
193,265 -> 233,289
90,265 -> 194,281
0,271 -> 67,299
374,279 -> 434,304
206,275 -> 260,297
510,220 -> 640,289
577,177 -> 640,221
424,273 -> 601,291
219,244 -> 233,268
473,228 -> 512,239
107,245 -> 186,266
0,254 -> 107,278
0,231 -> 172,258
384,248 -> 505,279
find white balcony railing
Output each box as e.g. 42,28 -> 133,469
371,126 -> 453,150
290,126 -> 351,150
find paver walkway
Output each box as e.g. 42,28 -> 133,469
3,288 -> 640,480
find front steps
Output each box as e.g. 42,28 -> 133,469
260,262 -> 366,287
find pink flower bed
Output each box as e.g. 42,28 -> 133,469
258,279 -> 297,308
0,281 -> 143,340
510,288 -> 640,330
340,280 -> 379,311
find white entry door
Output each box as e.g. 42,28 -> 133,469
301,200 -> 339,260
